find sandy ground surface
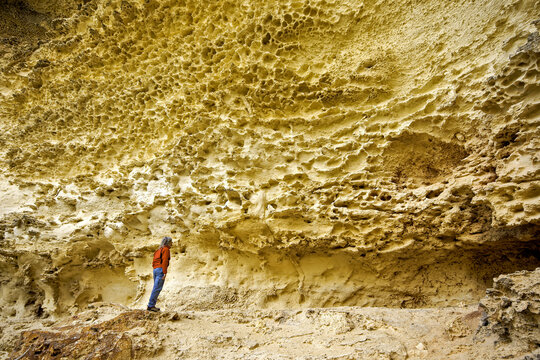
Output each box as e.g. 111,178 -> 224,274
4,302 -> 520,360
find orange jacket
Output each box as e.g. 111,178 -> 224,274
152,246 -> 171,274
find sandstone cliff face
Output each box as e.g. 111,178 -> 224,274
0,0 -> 539,357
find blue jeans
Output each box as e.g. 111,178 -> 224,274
148,267 -> 165,308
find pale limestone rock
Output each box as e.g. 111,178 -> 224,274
478,268 -> 540,353
0,0 -> 539,358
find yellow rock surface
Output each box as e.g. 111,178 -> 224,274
0,0 -> 539,358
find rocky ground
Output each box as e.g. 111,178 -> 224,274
5,305 -> 484,360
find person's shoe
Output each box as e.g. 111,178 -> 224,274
147,306 -> 160,312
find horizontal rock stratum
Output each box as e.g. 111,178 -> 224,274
0,0 -> 539,358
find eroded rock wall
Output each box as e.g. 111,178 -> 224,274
0,0 -> 539,319
478,268 -> 540,358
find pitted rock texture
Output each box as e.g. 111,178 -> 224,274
0,0 -> 539,357
478,268 -> 540,358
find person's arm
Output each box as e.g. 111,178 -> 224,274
161,247 -> 170,277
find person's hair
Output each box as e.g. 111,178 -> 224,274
159,236 -> 172,248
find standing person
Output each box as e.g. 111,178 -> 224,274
147,236 -> 172,312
